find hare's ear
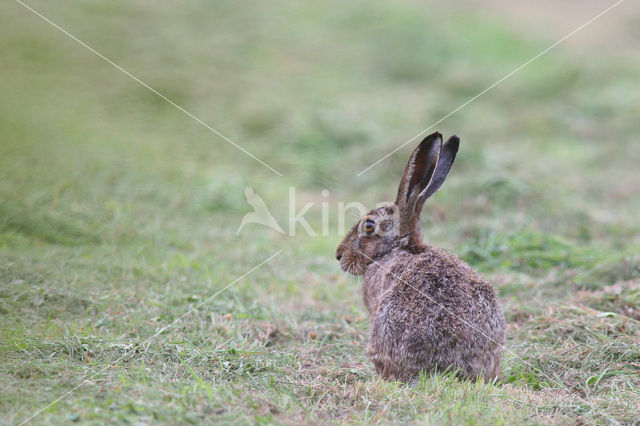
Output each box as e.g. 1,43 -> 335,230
415,135 -> 460,212
395,132 -> 442,233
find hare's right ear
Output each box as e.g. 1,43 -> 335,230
416,135 -> 460,204
395,132 -> 442,234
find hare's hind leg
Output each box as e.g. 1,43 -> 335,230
370,356 -> 395,379
372,359 -> 385,376
408,376 -> 421,388
369,353 -> 411,382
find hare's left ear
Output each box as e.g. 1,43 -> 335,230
395,132 -> 442,234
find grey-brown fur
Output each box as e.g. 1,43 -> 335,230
336,132 -> 505,383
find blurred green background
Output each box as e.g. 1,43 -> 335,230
1,0 -> 639,423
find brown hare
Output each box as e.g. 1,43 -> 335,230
336,132 -> 505,383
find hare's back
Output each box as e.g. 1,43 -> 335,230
367,250 -> 504,380
381,248 -> 503,340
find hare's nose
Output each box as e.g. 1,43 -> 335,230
336,253 -> 342,261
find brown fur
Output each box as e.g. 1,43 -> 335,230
336,132 -> 505,382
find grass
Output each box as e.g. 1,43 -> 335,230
1,0 -> 640,423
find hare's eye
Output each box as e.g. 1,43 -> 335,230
363,220 -> 375,235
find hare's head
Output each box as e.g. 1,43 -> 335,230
336,132 -> 459,275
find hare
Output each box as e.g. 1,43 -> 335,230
336,132 -> 505,383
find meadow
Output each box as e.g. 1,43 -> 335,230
1,0 -> 640,424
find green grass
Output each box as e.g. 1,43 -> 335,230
2,0 -> 640,423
